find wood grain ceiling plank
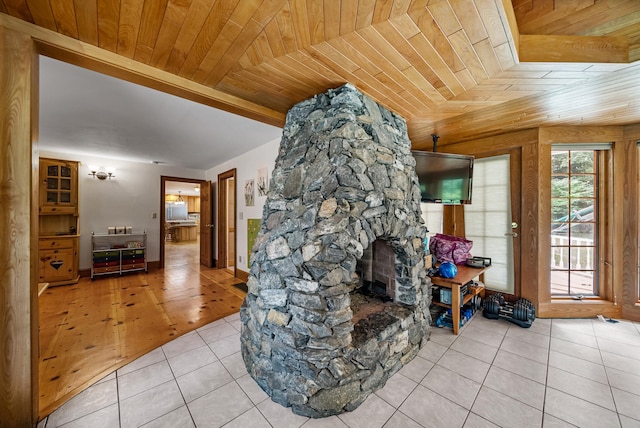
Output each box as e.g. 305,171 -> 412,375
408,7 -> 464,72
200,1 -> 285,86
133,0 -> 169,64
148,0 -> 192,68
116,0 -> 141,57
263,19 -> 286,58
328,34 -> 382,75
585,10 -> 640,37
278,51 -> 341,88
339,0 -> 358,35
357,25 -> 412,70
97,0 -> 121,52
512,0 -> 554,31
256,61 -> 319,97
387,13 -> 420,39
350,68 -> 414,118
190,19 -> 243,81
355,0 -> 375,30
228,65 -> 307,102
73,0 -> 98,45
473,37 -> 504,76
25,0 -> 56,31
306,0 -> 324,45
162,0 -> 213,74
390,0 -> 411,17
236,52 -> 253,70
402,66 -> 446,104
519,34 -> 629,63
310,41 -> 361,73
250,30 -> 275,64
516,0 -> 619,35
49,0 -> 78,39
275,2 -> 298,53
386,16 -> 453,100
405,31 -> 464,97
295,46 -> 391,105
2,0 -> 32,21
427,1 -> 461,36
449,0 -> 488,44
216,78 -> 291,111
372,0 -> 393,24
177,1 -> 238,78
408,0 -> 428,13
486,91 -> 539,101
447,29 -> 488,85
261,57 -> 328,95
347,22 -> 436,101
493,41 -> 516,70
323,0 -> 340,40
246,44 -> 262,67
0,2 -> 7,13
289,0 -> 311,49
474,0 -> 509,47
454,68 -> 477,92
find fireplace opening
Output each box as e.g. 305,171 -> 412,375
352,239 -> 396,324
356,239 -> 396,301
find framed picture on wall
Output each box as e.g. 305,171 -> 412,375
245,179 -> 255,206
257,167 -> 268,196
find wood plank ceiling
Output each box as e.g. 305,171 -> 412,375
1,0 -> 639,149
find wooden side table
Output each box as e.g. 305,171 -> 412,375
430,264 -> 490,334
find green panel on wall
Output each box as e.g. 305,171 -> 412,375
247,219 -> 261,267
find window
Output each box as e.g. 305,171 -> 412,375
550,149 -> 603,296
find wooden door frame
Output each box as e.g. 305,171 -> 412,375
159,176 -> 208,268
217,169 -> 236,275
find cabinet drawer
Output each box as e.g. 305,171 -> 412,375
121,263 -> 146,270
93,266 -> 121,274
40,237 -> 74,250
39,205 -> 77,215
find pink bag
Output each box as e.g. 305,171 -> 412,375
428,233 -> 473,264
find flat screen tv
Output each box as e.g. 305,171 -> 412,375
412,150 -> 474,204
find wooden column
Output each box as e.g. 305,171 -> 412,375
0,25 -> 39,427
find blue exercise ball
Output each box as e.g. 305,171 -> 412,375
439,262 -> 458,278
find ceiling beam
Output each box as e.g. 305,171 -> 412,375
0,13 -> 286,128
519,34 -> 629,63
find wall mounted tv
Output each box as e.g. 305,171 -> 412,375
412,150 -> 474,204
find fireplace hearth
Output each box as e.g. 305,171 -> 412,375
240,84 -> 432,417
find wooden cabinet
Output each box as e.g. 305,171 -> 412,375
39,158 -> 80,286
39,237 -> 79,283
39,158 -> 78,215
187,196 -> 200,212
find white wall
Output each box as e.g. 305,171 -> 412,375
206,138 -> 280,273
39,150 -> 206,269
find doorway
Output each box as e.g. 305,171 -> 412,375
160,176 -> 214,268
217,169 -> 237,276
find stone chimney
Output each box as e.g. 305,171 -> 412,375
240,84 -> 431,417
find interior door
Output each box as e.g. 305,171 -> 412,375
200,181 -> 214,267
217,169 -> 236,273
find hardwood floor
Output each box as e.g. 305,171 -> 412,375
38,240 -> 247,418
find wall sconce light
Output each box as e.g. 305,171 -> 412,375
88,167 -> 116,180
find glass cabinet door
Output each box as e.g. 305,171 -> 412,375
40,159 -> 77,213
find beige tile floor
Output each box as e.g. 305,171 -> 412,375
38,313 -> 640,428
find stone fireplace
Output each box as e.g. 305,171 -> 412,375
240,84 -> 432,417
